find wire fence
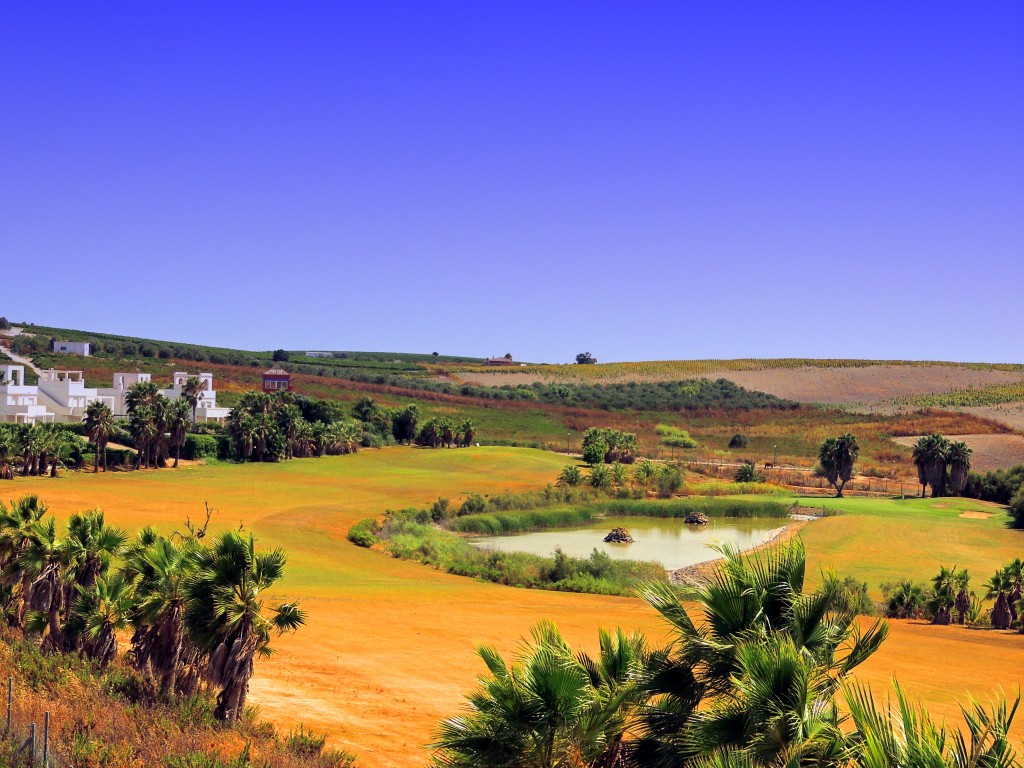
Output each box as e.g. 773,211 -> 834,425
2,677 -> 63,768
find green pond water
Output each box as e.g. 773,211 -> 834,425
469,517 -> 786,570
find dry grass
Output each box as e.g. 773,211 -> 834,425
5,450 -> 1024,765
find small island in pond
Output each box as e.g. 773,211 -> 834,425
603,527 -> 635,543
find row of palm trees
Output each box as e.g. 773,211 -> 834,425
0,423 -> 78,479
0,495 -> 304,720
913,433 -> 973,497
430,539 -> 1017,767
558,459 -> 682,495
883,561 -> 1024,631
415,417 -> 476,448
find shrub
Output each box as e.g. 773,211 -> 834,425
656,466 -> 682,498
734,461 -> 764,483
558,465 -> 583,486
347,519 -> 380,548
458,494 -> 487,515
728,433 -> 749,449
430,497 -> 452,522
881,580 -> 927,619
182,434 -> 219,460
655,424 -> 698,449
1009,486 -> 1024,529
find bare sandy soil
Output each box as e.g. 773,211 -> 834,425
891,434 -> 1024,471
964,404 -> 1024,431
461,366 -> 1024,405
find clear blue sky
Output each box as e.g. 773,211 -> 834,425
3,3 -> 1022,363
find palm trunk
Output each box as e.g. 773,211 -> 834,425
174,443 -> 180,468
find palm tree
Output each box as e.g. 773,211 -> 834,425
912,434 -> 950,498
946,441 -> 973,496
844,681 -> 1019,768
986,570 -> 1013,630
84,400 -> 116,472
167,399 -> 191,468
818,433 -> 859,497
66,573 -> 134,666
0,426 -> 20,479
0,495 -> 48,624
1003,558 -> 1024,625
180,376 -> 206,425
277,404 -> 302,460
184,531 -> 305,720
63,509 -> 127,592
929,565 -> 970,625
883,580 -> 926,619
458,419 -> 475,448
20,517 -> 68,651
128,536 -> 199,694
430,621 -> 648,768
634,539 -> 888,766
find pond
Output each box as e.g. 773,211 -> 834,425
468,516 -> 787,571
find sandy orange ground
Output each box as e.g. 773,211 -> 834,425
6,448 -> 1024,766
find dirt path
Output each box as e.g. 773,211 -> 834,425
0,339 -> 44,376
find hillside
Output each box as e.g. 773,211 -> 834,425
4,321 -> 1023,476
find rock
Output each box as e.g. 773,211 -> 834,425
603,527 -> 634,543
684,511 -> 709,525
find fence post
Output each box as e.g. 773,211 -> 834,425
43,712 -> 49,768
5,677 -> 10,734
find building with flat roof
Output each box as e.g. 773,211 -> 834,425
0,365 -> 54,424
52,340 -> 91,356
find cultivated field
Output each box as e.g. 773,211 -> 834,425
891,434 -> 1024,473
459,363 -> 1024,405
7,448 -> 1024,766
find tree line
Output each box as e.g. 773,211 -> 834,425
0,495 -> 303,721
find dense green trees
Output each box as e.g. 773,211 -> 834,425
819,433 -> 860,497
227,390 -> 363,462
581,428 -> 638,465
0,495 -> 304,721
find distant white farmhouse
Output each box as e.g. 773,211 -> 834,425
0,365 -> 54,424
52,340 -> 91,356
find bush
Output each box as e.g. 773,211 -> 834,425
347,519 -> 380,548
728,433 -> 749,449
656,467 -> 683,497
1010,486 -> 1024,529
734,461 -> 764,483
458,494 -> 487,515
182,434 -> 219,460
655,424 -> 698,449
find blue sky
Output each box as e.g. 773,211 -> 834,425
2,3 -> 1021,363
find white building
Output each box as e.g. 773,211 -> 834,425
52,340 -> 91,356
0,365 -> 54,424
97,372 -> 152,417
36,369 -> 115,420
162,372 -> 231,421
96,371 -> 230,421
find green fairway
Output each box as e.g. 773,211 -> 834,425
788,494 -> 1023,595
